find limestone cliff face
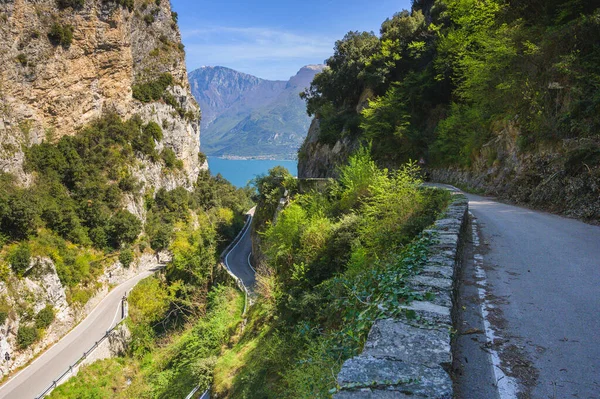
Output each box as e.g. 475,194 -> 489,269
429,122 -> 600,221
0,0 -> 201,186
297,118 -> 358,178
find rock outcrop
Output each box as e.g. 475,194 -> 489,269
298,118 -> 358,178
0,0 -> 201,185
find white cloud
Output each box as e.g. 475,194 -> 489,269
181,26 -> 334,79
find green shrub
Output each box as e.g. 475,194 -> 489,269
171,11 -> 178,22
1,192 -> 40,239
118,174 -> 139,193
119,247 -> 134,268
149,223 -> 172,251
143,14 -> 154,24
17,325 -> 38,349
0,301 -> 9,325
56,0 -> 84,9
108,210 -> 142,247
116,0 -> 134,11
16,53 -> 27,66
35,305 -> 55,329
132,73 -> 173,103
161,148 -> 177,168
9,243 -> 31,277
143,121 -> 163,142
48,23 -> 74,47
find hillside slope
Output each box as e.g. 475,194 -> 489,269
298,0 -> 600,221
0,0 -> 207,378
190,65 -> 324,159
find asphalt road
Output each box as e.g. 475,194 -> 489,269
0,267 -> 160,399
224,209 -> 256,293
465,193 -> 600,398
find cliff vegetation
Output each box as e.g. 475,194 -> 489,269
299,0 -> 600,221
212,150 -> 450,398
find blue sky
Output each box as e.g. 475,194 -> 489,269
171,0 -> 412,81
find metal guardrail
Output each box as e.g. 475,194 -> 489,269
35,212 -> 254,399
34,314 -> 126,398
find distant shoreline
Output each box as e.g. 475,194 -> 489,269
207,155 -> 298,162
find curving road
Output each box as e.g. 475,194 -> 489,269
455,191 -> 600,399
224,209 -> 256,293
0,267 -> 162,399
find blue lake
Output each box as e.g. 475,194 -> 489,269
207,157 -> 298,188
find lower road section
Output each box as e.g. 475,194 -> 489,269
457,193 -> 600,398
225,210 -> 256,293
0,267 -> 161,399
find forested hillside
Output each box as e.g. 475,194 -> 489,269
299,0 -> 600,221
0,0 -> 252,381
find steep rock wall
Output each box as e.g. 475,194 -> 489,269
297,118 -> 358,178
0,0 -> 201,186
429,122 -> 600,222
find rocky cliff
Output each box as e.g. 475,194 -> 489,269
299,114 -> 600,221
0,0 -> 204,377
298,117 -> 357,178
0,0 -> 202,185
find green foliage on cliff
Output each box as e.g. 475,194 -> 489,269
48,23 -> 73,47
303,0 -> 600,169
17,325 -> 38,349
35,304 -> 55,329
56,0 -> 84,9
0,112 -> 252,308
8,243 -> 31,277
132,73 -> 173,103
213,151 -> 450,398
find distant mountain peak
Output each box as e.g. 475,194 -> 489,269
189,65 -> 322,159
300,64 -> 325,72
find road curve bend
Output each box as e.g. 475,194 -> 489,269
0,267 -> 161,399
224,208 -> 256,293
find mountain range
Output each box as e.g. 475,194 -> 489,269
189,65 -> 324,159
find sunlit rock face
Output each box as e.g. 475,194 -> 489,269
0,0 -> 202,185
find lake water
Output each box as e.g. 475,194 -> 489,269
207,157 -> 298,188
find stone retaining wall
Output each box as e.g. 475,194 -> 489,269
334,191 -> 469,398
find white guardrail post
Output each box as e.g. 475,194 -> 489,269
34,320 -> 125,398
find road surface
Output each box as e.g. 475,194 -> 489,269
0,267 -> 161,399
456,192 -> 600,399
224,209 -> 256,293
192,209 -> 256,399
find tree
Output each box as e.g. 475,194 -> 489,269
108,210 -> 142,248
17,325 -> 38,349
119,247 -> 134,268
9,243 -> 31,277
35,305 -> 55,329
